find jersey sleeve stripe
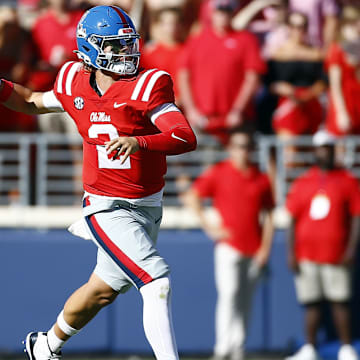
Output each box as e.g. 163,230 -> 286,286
141,70 -> 170,102
131,69 -> 157,101
57,61 -> 74,94
65,62 -> 81,96
149,103 -> 180,125
42,90 -> 64,111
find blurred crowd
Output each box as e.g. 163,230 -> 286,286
1,2 -> 360,359
1,0 -> 360,143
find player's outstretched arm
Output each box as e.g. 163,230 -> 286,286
0,79 -> 62,115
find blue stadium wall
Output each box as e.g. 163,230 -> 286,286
1,229 -> 360,357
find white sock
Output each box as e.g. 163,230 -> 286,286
47,326 -> 65,354
140,277 -> 179,360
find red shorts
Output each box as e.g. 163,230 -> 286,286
273,96 -> 323,135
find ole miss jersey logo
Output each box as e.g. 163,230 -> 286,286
90,112 -> 111,122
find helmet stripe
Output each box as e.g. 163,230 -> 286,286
131,69 -> 157,100
142,70 -> 170,102
110,6 -> 128,24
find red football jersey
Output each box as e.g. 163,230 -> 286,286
53,61 -> 176,198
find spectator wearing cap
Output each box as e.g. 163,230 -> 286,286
285,131 -> 360,360
184,127 -> 274,360
178,0 -> 266,144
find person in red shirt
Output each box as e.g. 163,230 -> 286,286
178,0 -> 266,144
325,6 -> 360,136
0,4 -> 36,133
141,7 -> 185,103
285,130 -> 360,360
0,6 -> 196,360
185,127 -> 274,360
29,0 -> 83,91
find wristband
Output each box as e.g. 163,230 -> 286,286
0,79 -> 14,102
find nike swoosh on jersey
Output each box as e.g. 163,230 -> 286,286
114,102 -> 127,108
171,132 -> 187,143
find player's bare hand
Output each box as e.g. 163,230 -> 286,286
225,108 -> 243,128
253,247 -> 269,268
337,109 -> 351,133
105,137 -> 140,164
340,247 -> 356,266
186,106 -> 208,129
272,82 -> 297,101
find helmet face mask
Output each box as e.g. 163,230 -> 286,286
75,6 -> 141,76
89,33 -> 140,75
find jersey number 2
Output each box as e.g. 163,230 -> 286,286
88,124 -> 131,169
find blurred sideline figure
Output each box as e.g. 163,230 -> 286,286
0,1 -> 37,205
141,6 -> 185,104
288,0 -> 339,51
325,6 -> 360,136
266,12 -> 326,166
30,0 -> 83,91
268,12 -> 325,138
0,3 -> 35,133
185,127 -> 274,360
285,131 -> 360,360
29,0 -> 83,133
178,0 -> 266,144
29,0 -> 85,199
0,5 -> 196,360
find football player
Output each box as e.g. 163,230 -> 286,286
0,6 -> 196,360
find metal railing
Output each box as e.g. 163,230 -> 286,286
1,133 -> 360,207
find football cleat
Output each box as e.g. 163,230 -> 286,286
23,332 -> 62,360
